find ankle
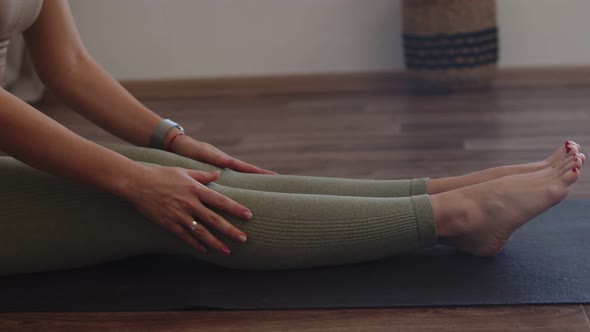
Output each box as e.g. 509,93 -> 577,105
431,192 -> 471,243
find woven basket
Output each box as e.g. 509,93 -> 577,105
402,0 -> 498,92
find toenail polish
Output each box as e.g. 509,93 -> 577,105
573,168 -> 578,172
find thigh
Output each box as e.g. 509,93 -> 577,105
0,156 -> 180,275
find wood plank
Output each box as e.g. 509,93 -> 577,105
1,306 -> 589,332
584,306 -> 590,328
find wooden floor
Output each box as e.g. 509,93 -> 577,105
2,85 -> 590,331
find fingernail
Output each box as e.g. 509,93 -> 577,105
244,211 -> 253,220
212,170 -> 222,175
238,234 -> 248,243
575,158 -> 579,162
220,247 -> 231,256
199,246 -> 208,253
566,146 -> 571,153
573,168 -> 578,172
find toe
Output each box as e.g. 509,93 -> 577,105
568,141 -> 582,152
567,144 -> 580,156
563,157 -> 582,174
562,166 -> 580,185
573,156 -> 584,170
557,155 -> 577,170
568,141 -> 581,151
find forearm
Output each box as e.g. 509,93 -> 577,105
0,88 -> 145,197
40,54 -> 172,148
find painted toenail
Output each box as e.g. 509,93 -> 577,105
573,168 -> 578,172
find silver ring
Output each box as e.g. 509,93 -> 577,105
190,220 -> 199,231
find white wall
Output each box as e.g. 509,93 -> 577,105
69,0 -> 590,81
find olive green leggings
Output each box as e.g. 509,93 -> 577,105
0,143 -> 437,276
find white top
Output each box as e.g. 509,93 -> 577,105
0,0 -> 43,80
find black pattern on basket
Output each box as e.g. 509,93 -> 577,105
403,27 -> 498,70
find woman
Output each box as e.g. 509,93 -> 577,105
0,0 -> 584,276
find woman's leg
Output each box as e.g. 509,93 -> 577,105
0,156 -> 435,275
99,142 -> 584,197
0,146 -> 581,276
99,142 -> 429,197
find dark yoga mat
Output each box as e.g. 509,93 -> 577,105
1,199 -> 589,312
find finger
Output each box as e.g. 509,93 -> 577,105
187,219 -> 232,256
192,144 -> 234,168
197,186 -> 252,220
186,169 -> 220,184
193,204 -> 249,244
227,158 -> 278,175
193,144 -> 277,174
169,222 -> 208,253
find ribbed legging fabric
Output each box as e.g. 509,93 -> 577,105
0,143 -> 437,276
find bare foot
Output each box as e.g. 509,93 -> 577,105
427,141 -> 585,194
431,154 -> 583,256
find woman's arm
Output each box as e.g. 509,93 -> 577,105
23,0 -> 162,148
11,1 -> 255,255
0,87 -> 251,255
0,87 -> 142,197
23,0 -> 275,174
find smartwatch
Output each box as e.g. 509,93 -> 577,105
149,119 -> 185,149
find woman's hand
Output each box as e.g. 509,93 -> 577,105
170,134 -> 277,175
123,164 -> 252,256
